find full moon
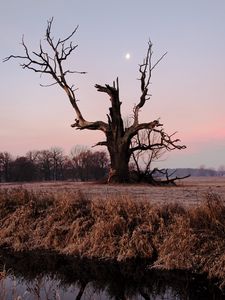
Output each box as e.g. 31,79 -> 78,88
125,53 -> 131,60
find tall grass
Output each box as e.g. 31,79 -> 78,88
0,188 -> 224,288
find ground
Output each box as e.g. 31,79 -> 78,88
0,176 -> 224,206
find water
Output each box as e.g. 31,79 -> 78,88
0,250 -> 224,300
0,276 -> 187,299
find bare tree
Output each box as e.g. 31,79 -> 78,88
11,156 -> 37,182
4,18 -> 186,183
129,128 -> 189,183
26,150 -> 40,164
130,129 -> 167,177
70,147 -> 109,181
218,165 -> 225,176
37,150 -> 53,180
0,152 -> 12,182
50,147 -> 65,180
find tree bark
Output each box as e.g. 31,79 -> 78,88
107,139 -> 130,183
96,79 -> 132,183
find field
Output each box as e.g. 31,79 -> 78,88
0,176 -> 225,206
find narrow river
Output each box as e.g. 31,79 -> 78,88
0,250 -> 224,300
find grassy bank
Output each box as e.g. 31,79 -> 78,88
0,188 -> 224,289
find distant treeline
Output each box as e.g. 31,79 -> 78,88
167,167 -> 225,177
0,147 -> 109,182
0,148 -> 224,182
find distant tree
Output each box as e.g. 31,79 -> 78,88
11,156 -> 37,182
0,152 -> 13,182
218,165 -> 225,176
37,150 -> 53,180
26,150 -> 41,179
26,150 -> 39,164
50,147 -> 65,180
77,150 -> 94,180
91,151 -> 109,179
70,147 -> 109,181
70,145 -> 88,181
61,154 -> 73,180
4,19 -> 186,184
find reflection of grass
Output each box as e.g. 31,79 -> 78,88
0,272 -> 62,300
0,266 -> 7,300
0,188 -> 224,289
0,266 -> 7,280
0,266 -> 23,300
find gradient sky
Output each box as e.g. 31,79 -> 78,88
1,0 -> 225,169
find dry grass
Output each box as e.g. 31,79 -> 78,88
1,176 -> 225,206
153,193 -> 225,286
0,187 -> 224,289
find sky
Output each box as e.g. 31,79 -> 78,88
1,0 -> 225,169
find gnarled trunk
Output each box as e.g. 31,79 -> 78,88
107,140 -> 130,183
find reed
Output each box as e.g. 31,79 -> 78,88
0,188 -> 224,288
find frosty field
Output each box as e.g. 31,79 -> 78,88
1,176 -> 224,206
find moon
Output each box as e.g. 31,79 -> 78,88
125,53 -> 131,60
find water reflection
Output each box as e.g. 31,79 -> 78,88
0,250 -> 224,299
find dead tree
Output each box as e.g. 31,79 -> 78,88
130,128 -> 189,183
130,129 -> 167,179
4,18 -> 186,183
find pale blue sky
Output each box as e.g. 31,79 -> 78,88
1,0 -> 225,168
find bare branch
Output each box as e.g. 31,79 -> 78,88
3,18 -> 110,133
129,127 -> 186,182
95,83 -> 119,102
125,119 -> 162,141
152,129 -> 186,151
151,168 -> 190,185
151,51 -> 168,72
40,82 -> 58,88
132,41 -> 167,127
71,119 -> 108,132
130,128 -> 186,153
92,141 -> 108,147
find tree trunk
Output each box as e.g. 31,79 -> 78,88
107,139 -> 130,183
